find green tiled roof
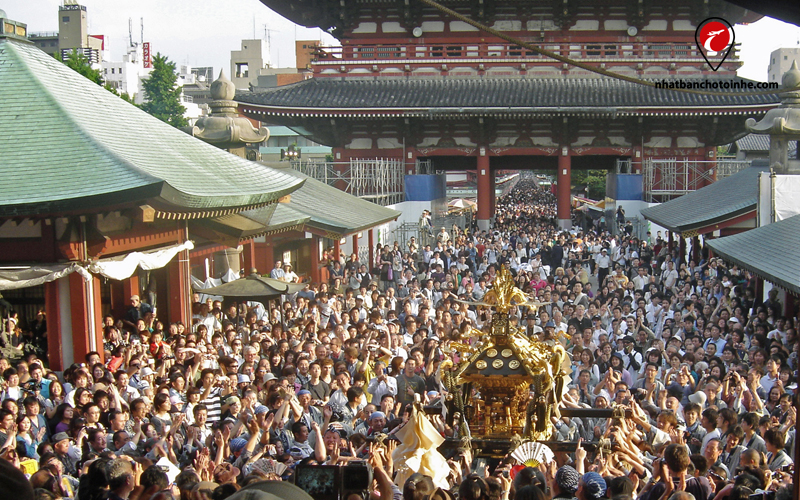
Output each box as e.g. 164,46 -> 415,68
263,163 -> 400,235
0,38 -> 304,218
640,163 -> 768,234
706,214 -> 800,295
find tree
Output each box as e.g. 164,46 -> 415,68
62,50 -> 102,85
572,169 -> 608,200
104,83 -> 134,104
140,53 -> 187,128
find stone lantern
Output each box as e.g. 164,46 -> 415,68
745,61 -> 800,174
189,70 -> 269,159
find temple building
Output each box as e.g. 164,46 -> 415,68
0,17 -> 306,370
239,0 -> 781,229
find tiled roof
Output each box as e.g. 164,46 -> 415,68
706,214 -> 800,294
0,38 -> 304,218
264,164 -> 400,235
640,163 -> 769,234
735,134 -> 797,157
237,77 -> 779,114
736,134 -> 771,151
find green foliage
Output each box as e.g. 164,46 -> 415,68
62,50 -> 103,85
571,169 -> 608,200
140,53 -> 187,128
104,83 -> 134,104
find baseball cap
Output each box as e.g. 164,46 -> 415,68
52,432 -> 70,444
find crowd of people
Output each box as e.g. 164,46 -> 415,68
0,178 -> 795,500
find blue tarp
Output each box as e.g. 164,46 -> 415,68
404,175 -> 447,201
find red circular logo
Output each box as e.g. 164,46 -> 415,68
698,21 -> 733,53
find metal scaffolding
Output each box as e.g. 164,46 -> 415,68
290,158 -> 405,206
642,158 -> 751,202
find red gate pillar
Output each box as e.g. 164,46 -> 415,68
557,149 -> 572,230
476,152 -> 492,231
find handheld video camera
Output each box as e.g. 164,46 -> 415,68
295,460 -> 373,500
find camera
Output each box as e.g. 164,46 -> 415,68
295,461 -> 373,500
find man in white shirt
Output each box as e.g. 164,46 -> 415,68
632,266 -> 651,291
661,261 -> 679,290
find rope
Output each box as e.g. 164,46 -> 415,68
417,0 -> 798,98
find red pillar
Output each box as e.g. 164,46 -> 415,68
489,168 -> 496,215
70,273 -> 103,364
44,281 -> 63,372
692,236 -> 700,263
557,150 -> 572,229
476,152 -> 492,231
123,274 -> 140,303
167,250 -> 189,325
242,241 -> 257,274
333,239 -> 341,264
631,148 -> 642,175
352,234 -> 359,262
260,242 -> 274,275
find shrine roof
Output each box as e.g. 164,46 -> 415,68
236,77 -> 779,117
640,162 -> 769,236
735,134 -> 798,157
262,164 -> 401,236
0,37 -> 304,219
706,214 -> 800,295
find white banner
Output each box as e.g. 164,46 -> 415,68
774,175 -> 800,221
0,263 -> 92,291
88,241 -> 194,281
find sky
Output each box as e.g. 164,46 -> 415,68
7,1 -> 800,81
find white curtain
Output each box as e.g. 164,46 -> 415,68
88,241 -> 194,281
0,263 -> 92,291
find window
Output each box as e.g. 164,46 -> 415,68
785,55 -> 788,60
103,68 -> 107,74
62,16 -> 69,22
111,68 -> 115,74
119,67 -> 123,74
235,62 -> 249,78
